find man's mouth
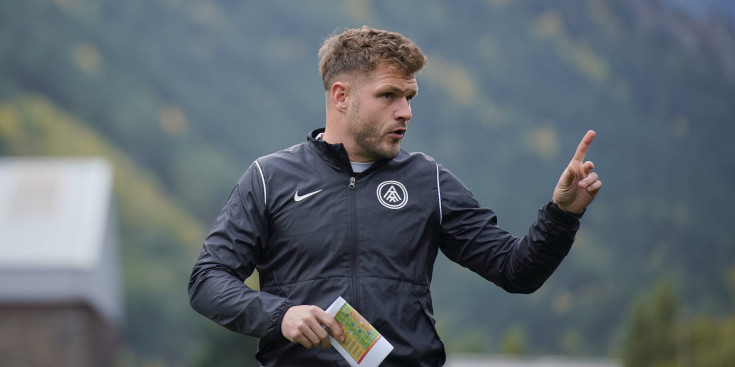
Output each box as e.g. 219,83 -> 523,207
389,128 -> 406,139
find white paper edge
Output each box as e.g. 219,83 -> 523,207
326,296 -> 394,367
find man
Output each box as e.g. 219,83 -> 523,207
189,26 -> 601,366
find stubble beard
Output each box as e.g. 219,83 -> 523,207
347,99 -> 400,161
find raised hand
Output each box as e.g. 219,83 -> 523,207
552,130 -> 602,214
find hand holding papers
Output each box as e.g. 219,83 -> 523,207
325,297 -> 393,367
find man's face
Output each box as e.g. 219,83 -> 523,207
345,64 -> 418,162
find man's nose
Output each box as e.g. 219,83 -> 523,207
395,98 -> 412,121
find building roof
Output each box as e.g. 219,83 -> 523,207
0,157 -> 122,322
0,157 -> 112,269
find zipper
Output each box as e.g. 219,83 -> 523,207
348,176 -> 359,310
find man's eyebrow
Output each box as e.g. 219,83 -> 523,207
378,85 -> 418,96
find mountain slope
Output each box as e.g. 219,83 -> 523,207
1,0 -> 734,363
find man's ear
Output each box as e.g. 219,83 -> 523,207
331,82 -> 349,112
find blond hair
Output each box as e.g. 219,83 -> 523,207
318,26 -> 427,90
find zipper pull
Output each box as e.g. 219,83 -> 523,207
349,176 -> 356,189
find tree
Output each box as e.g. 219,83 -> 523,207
500,325 -> 526,356
621,284 -> 678,367
622,282 -> 735,367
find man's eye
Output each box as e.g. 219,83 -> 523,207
381,93 -> 394,99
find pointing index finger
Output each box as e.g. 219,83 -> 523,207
572,130 -> 596,162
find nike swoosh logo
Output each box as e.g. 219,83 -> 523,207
294,189 -> 323,202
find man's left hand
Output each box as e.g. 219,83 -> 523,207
552,130 -> 602,214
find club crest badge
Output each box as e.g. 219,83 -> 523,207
376,181 -> 408,209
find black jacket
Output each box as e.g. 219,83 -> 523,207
188,128 -> 582,366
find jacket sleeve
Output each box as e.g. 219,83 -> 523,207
188,162 -> 294,339
437,165 -> 581,294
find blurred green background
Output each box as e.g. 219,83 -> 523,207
1,0 -> 734,366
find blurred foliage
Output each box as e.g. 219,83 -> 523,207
622,284 -> 678,367
622,283 -> 735,367
189,323 -> 258,367
500,326 -> 527,356
1,0 -> 734,365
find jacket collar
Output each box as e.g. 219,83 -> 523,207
306,128 -> 392,174
307,128 -> 352,172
